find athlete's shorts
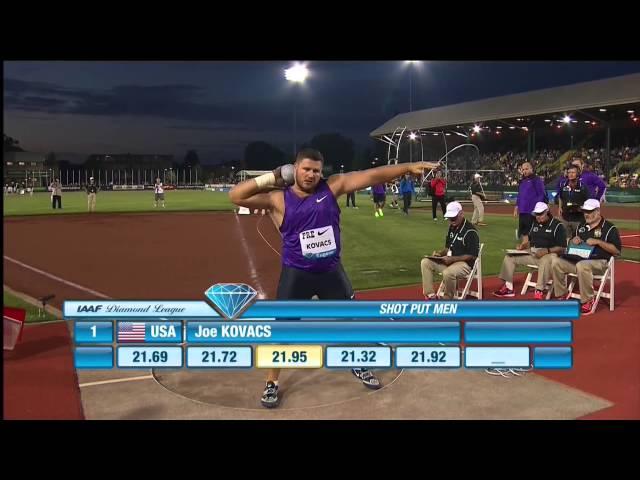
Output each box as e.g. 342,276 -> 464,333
155,193 -> 165,201
277,263 -> 354,300
373,193 -> 386,204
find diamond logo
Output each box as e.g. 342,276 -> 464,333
204,283 -> 258,320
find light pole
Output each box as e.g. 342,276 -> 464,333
406,61 -> 420,112
409,132 -> 417,163
285,63 -> 309,158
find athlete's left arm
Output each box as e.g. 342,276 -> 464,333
327,161 -> 438,197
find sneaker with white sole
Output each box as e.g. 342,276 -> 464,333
260,381 -> 280,408
351,368 -> 382,389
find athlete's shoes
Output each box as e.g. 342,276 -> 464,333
260,381 -> 280,408
534,290 -> 545,300
374,211 -> 380,218
352,369 -> 382,390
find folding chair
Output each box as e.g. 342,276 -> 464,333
436,243 -> 484,299
567,257 -> 615,313
520,264 -> 553,299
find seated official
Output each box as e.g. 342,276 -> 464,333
551,199 -> 621,315
420,201 -> 480,300
493,202 -> 567,299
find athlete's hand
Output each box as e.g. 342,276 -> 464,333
272,166 -> 287,188
408,161 -> 439,176
571,236 -> 582,245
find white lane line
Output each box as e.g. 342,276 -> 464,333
4,256 -> 112,299
620,234 -> 640,238
233,214 -> 267,299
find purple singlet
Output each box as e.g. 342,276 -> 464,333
280,179 -> 341,273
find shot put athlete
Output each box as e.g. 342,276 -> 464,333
229,148 -> 438,408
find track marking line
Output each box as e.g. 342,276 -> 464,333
79,375 -> 154,388
233,214 -> 267,299
4,256 -> 112,299
620,234 -> 640,238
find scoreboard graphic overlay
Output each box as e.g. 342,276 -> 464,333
68,283 -> 578,371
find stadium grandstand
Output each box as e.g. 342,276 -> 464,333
370,73 -> 640,203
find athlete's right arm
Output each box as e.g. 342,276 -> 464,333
228,168 -> 286,210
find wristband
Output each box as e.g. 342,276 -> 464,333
254,172 -> 276,189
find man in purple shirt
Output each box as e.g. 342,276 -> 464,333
555,157 -> 607,202
515,162 -> 547,239
230,148 -> 437,408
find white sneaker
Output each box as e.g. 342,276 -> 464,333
433,218 -> 438,222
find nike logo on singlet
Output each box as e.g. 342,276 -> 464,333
318,228 -> 329,236
316,195 -> 328,203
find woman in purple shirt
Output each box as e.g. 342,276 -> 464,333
230,148 -> 437,408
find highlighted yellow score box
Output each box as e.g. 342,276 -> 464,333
255,345 -> 323,369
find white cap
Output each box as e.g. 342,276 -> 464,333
581,199 -> 600,211
444,201 -> 463,218
474,173 -> 482,179
531,202 -> 549,215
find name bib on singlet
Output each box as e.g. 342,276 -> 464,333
299,226 -> 337,260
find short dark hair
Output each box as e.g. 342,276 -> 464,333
567,164 -> 579,172
296,148 -> 324,164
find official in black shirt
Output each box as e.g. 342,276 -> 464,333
558,164 -> 589,239
420,201 -> 480,300
552,199 -> 621,315
494,202 -> 567,299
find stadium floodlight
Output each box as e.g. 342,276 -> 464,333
496,126 -> 503,129
285,63 -> 309,83
509,126 -> 516,130
585,120 -> 591,124
563,115 -> 572,124
544,119 -> 551,122
599,108 -> 607,112
627,110 -> 634,114
409,132 -> 417,140
473,125 -> 481,133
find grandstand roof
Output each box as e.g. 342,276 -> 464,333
370,73 -> 640,137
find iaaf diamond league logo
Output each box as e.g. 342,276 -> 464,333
204,283 -> 258,320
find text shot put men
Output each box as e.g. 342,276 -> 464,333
551,199 -> 621,315
420,201 -> 480,300
229,148 -> 437,408
493,202 -> 567,299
